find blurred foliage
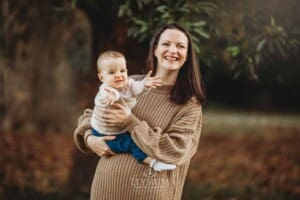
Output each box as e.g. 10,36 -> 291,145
226,16 -> 299,80
118,0 -> 222,71
73,0 -> 299,81
114,0 -> 299,81
117,0 -> 218,53
1,0 -> 299,116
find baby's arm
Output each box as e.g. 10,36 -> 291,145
143,70 -> 163,89
130,71 -> 163,96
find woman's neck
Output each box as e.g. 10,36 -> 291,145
155,69 -> 179,86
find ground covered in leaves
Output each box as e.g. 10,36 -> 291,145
1,111 -> 300,199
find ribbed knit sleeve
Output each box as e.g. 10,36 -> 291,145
74,108 -> 93,153
128,102 -> 202,166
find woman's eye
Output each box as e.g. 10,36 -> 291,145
179,45 -> 185,49
162,42 -> 169,46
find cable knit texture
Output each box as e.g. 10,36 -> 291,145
74,75 -> 203,200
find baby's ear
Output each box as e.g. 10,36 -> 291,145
98,72 -> 103,81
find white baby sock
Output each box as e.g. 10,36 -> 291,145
150,159 -> 176,172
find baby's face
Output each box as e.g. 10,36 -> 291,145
98,57 -> 128,90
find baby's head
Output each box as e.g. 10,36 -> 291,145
97,50 -> 128,90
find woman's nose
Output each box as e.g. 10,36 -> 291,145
168,44 -> 177,53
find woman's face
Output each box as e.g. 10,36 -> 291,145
154,29 -> 188,72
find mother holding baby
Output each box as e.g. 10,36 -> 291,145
74,23 -> 206,200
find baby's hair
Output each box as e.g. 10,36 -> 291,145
97,50 -> 124,72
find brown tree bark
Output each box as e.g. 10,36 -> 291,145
0,1 -> 91,132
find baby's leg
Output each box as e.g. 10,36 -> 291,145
128,134 -> 176,171
143,157 -> 176,172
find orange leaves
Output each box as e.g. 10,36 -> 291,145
0,132 -> 75,195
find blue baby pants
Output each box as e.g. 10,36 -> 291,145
92,129 -> 147,163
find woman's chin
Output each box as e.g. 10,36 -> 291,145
165,66 -> 181,71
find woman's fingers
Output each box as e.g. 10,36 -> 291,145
91,136 -> 116,156
98,103 -> 127,116
111,102 -> 126,110
102,135 -> 116,141
95,103 -> 130,127
95,112 -> 124,127
112,103 -> 131,117
97,120 -> 119,127
97,106 -> 116,113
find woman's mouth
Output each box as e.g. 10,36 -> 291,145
164,56 -> 179,62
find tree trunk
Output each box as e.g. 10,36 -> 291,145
0,1 -> 91,132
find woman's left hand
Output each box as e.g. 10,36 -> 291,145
97,99 -> 131,128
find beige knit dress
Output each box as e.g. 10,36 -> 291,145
74,76 -> 203,200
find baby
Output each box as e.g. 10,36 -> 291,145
90,50 -> 176,172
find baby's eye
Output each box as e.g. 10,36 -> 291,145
120,69 -> 126,73
108,71 -> 114,74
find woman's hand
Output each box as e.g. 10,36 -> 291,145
87,135 -> 116,157
97,99 -> 132,128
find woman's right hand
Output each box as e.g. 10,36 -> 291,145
87,135 -> 116,157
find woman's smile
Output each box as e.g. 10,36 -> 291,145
154,29 -> 188,72
164,55 -> 179,62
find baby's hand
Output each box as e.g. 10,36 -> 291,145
103,87 -> 118,105
144,70 -> 163,88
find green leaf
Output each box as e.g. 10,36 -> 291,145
274,39 -> 287,57
156,5 -> 168,13
193,44 -> 201,54
191,21 -> 207,27
177,7 -> 190,14
227,46 -> 240,57
270,16 -> 276,26
193,28 -> 210,39
249,64 -> 259,81
255,54 -> 261,64
71,0 -> 77,8
190,34 -> 200,43
256,39 -> 266,52
233,70 -> 242,79
137,0 -> 143,10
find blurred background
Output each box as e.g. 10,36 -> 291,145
0,0 -> 299,199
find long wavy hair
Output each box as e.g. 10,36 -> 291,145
147,23 -> 206,105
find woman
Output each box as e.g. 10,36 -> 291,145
74,23 -> 206,200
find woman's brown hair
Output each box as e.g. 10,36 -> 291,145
147,23 -> 206,105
